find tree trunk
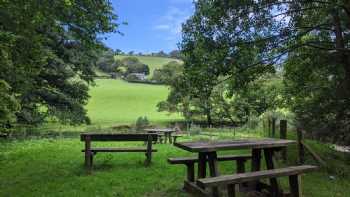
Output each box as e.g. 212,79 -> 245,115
332,10 -> 350,97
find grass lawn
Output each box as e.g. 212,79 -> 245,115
86,79 -> 182,126
0,131 -> 349,197
116,55 -> 182,77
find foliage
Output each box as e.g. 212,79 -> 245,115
0,0 -> 118,125
96,49 -> 118,73
135,116 -> 149,130
168,0 -> 350,143
119,57 -> 150,75
0,80 -> 20,128
152,61 -> 183,84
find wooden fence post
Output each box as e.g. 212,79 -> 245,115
297,128 -> 305,164
272,118 -> 276,137
268,118 -> 272,137
280,120 -> 287,162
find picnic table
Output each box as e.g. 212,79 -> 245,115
144,128 -> 176,144
173,138 -> 306,196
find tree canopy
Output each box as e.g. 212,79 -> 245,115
0,0 -> 118,126
161,0 -> 350,143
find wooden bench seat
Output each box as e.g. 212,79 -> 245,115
168,155 -> 251,182
81,133 -> 158,171
168,155 -> 251,164
197,165 -> 318,197
82,147 -> 158,153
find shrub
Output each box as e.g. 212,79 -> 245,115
135,116 -> 149,131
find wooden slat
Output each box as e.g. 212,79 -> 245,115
174,139 -> 295,152
168,154 -> 252,164
82,147 -> 157,152
80,133 -> 158,141
197,165 -> 318,188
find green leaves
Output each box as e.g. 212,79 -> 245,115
0,0 -> 118,126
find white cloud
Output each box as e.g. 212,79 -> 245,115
153,6 -> 192,47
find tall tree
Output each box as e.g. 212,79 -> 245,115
176,0 -> 350,143
0,0 -> 118,126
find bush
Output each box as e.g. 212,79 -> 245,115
135,116 -> 149,131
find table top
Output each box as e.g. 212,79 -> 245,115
144,128 -> 176,133
174,138 -> 295,152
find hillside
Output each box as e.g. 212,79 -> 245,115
86,79 -> 182,126
115,55 -> 182,77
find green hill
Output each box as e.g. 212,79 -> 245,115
86,79 -> 182,126
116,55 -> 182,77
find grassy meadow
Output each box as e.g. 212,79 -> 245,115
86,79 -> 181,126
0,130 -> 349,197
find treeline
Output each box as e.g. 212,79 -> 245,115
115,49 -> 182,59
158,0 -> 350,144
95,49 -> 183,84
0,1 -> 118,128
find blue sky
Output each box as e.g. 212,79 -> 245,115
102,0 -> 194,53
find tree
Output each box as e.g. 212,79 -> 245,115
152,61 -> 183,84
171,0 -> 350,143
0,0 -> 118,125
96,49 -> 117,73
120,57 -> 150,75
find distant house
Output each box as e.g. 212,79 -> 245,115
128,73 -> 147,81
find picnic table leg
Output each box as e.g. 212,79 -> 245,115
145,134 -> 153,166
169,132 -> 173,144
84,136 -> 92,172
250,148 -> 262,190
264,148 -> 281,197
207,151 -> 220,197
289,175 -> 302,197
198,152 -> 207,179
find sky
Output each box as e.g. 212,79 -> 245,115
102,0 -> 195,53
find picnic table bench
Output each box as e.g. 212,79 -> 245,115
144,128 -> 180,144
81,133 -> 158,171
197,165 -> 318,197
171,139 -> 318,197
168,154 -> 251,182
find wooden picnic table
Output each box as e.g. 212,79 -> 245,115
144,128 -> 176,144
174,138 -> 295,196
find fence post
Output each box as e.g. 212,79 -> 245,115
272,118 -> 276,137
268,118 -> 272,137
297,128 -> 305,164
280,120 -> 287,162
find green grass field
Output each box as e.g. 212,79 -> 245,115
1,130 -> 349,197
116,55 -> 182,77
86,79 -> 181,126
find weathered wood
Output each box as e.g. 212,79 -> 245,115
84,135 -> 92,171
301,141 -> 327,167
82,147 -> 158,152
167,155 -> 252,164
297,128 -> 305,164
197,165 -> 318,188
264,148 -> 280,197
227,184 -> 236,197
145,134 -> 153,166
81,133 -> 158,170
280,120 -> 288,162
198,152 -> 207,179
289,175 -> 302,197
186,163 -> 195,182
250,148 -> 262,189
236,159 -> 246,173
172,134 -> 184,144
174,139 -> 295,153
207,152 -> 220,197
272,118 -> 276,137
184,180 -> 210,197
80,133 -> 158,142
